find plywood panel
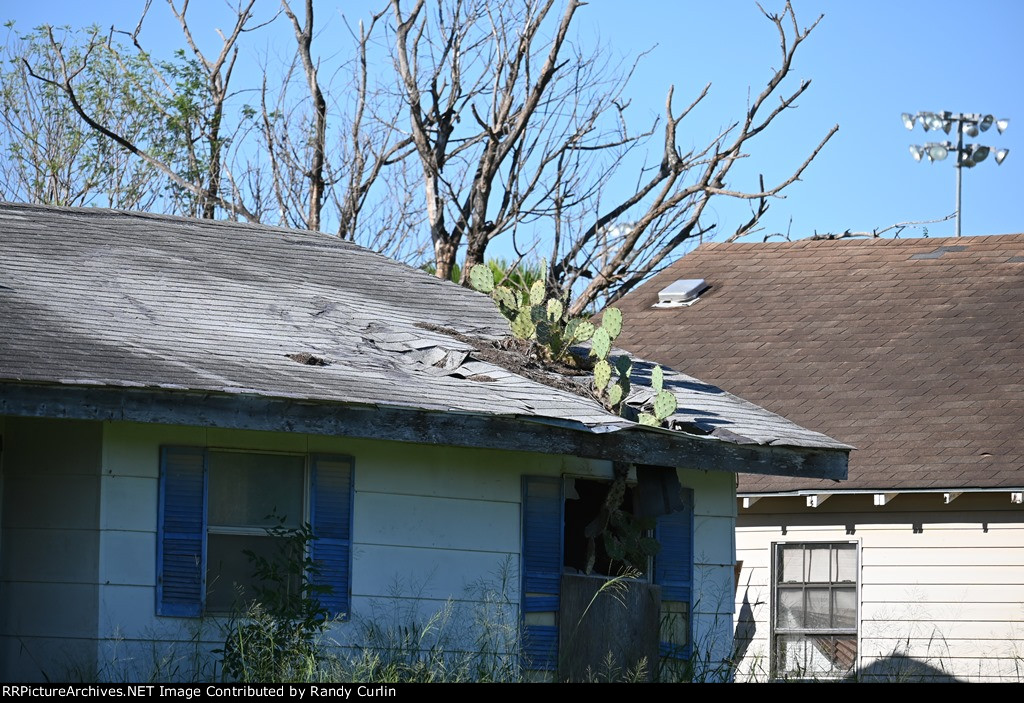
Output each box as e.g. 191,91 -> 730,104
4,418 -> 102,477
0,634 -> 98,682
354,492 -> 519,553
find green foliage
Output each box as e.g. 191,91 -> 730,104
216,517 -> 334,683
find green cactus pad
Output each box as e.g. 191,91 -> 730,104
511,312 -> 535,340
591,328 -> 611,359
614,354 -> 632,378
529,280 -> 546,305
546,298 -> 563,322
469,264 -> 494,293
653,389 -> 677,421
594,359 -> 612,391
493,286 -> 517,311
651,364 -> 663,393
638,413 -> 658,426
602,307 -> 623,340
607,383 -> 623,407
574,320 -> 595,341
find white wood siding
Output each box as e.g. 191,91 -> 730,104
0,417 -> 103,681
734,494 -> 1024,682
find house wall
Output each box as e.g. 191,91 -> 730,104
0,417 -> 103,681
0,416 -> 737,681
734,493 -> 1024,682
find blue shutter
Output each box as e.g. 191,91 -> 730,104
521,476 -> 562,671
655,487 -> 693,658
310,454 -> 353,619
157,446 -> 207,617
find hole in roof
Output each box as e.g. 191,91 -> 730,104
286,352 -> 330,366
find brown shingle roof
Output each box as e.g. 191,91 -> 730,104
615,235 -> 1024,492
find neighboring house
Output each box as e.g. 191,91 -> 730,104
615,234 -> 1024,682
0,204 -> 848,682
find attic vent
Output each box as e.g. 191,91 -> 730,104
653,278 -> 708,308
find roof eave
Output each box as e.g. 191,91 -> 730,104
0,380 -> 848,480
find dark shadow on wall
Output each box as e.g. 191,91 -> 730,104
732,588 -> 756,666
849,654 -> 963,683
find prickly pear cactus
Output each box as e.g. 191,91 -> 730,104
469,264 -> 494,293
607,383 -> 623,407
529,280 -> 546,306
546,298 -> 563,322
601,307 -> 622,340
566,319 -> 594,342
493,286 -> 517,314
591,327 -> 611,360
511,312 -> 535,340
593,359 -> 612,392
638,413 -> 658,426
651,364 -> 663,393
653,389 -> 677,421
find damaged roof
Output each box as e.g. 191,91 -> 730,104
0,203 -> 848,477
615,234 -> 1024,493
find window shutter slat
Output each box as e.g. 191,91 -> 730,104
157,446 -> 207,617
521,476 -> 562,672
655,487 -> 693,658
311,454 -> 353,619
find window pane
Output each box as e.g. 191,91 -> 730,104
833,588 -> 857,629
208,452 -> 304,527
778,545 -> 803,583
776,587 -> 804,628
834,545 -> 857,583
660,600 -> 689,652
805,588 -> 831,629
775,634 -> 807,677
206,534 -> 300,612
777,635 -> 857,678
805,545 -> 831,582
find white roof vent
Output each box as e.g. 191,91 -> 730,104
653,278 -> 708,308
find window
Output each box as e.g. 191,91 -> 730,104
520,474 -> 693,671
157,447 -> 353,618
773,542 -> 858,678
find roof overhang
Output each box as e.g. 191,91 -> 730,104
0,381 -> 848,480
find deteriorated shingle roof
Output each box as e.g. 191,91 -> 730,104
0,203 -> 847,462
615,235 -> 1024,492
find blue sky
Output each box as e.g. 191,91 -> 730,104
4,0 -> 1022,247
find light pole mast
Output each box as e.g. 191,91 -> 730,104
903,111 -> 1009,238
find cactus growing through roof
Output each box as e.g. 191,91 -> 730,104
546,298 -> 563,322
591,327 -> 611,360
510,312 -> 535,340
469,264 -> 495,293
529,280 -> 546,306
653,388 -> 677,421
593,359 -> 612,393
601,307 -> 623,340
651,364 -> 663,393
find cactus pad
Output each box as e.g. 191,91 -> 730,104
602,307 -> 622,340
493,286 -> 517,311
529,280 -> 546,305
591,328 -> 611,359
638,413 -> 658,426
594,359 -> 612,392
469,264 -> 494,293
546,298 -> 563,322
614,354 -> 632,378
607,383 -> 623,407
651,364 -> 663,393
511,312 -> 535,340
653,389 -> 677,421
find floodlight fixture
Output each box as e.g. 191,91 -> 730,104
903,110 -> 1009,237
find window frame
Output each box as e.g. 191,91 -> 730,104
156,446 -> 353,620
770,540 -> 860,679
204,448 -> 310,613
